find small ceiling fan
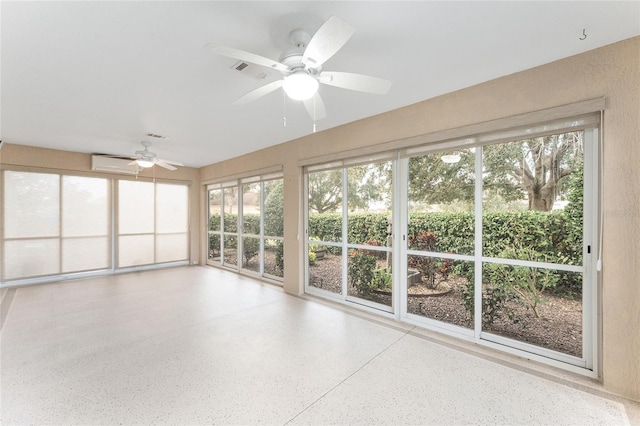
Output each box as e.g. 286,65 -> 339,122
205,15 -> 392,120
128,141 -> 183,170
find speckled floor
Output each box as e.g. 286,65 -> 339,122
0,266 -> 636,425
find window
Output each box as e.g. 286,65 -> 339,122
1,170 -> 189,283
2,171 -> 110,280
207,173 -> 284,281
118,180 -> 189,268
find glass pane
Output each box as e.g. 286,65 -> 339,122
156,234 -> 188,263
223,187 -> 238,233
3,239 -> 60,280
264,180 -> 284,237
406,256 -> 474,330
482,132 -> 584,265
119,180 -> 154,234
62,176 -> 109,237
208,233 -> 221,262
156,184 -> 188,233
347,162 -> 392,247
308,170 -> 342,243
62,237 -> 110,272
4,171 -> 59,238
482,264 -> 583,357
209,189 -> 222,232
408,149 -> 475,255
308,244 -> 342,294
242,183 -> 261,236
264,239 -> 283,278
347,247 -> 392,307
241,237 -> 260,272
119,235 -> 154,267
223,235 -> 238,266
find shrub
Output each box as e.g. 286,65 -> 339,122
275,241 -> 284,272
242,214 -> 260,235
371,268 -> 393,292
407,230 -> 438,289
463,279 -> 521,328
242,238 -> 260,264
264,181 -> 284,237
347,250 -> 377,296
485,246 -> 560,318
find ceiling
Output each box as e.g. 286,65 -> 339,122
2,1 -> 639,168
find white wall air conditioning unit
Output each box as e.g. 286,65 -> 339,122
91,155 -> 140,175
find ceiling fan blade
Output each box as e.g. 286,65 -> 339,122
319,71 -> 392,94
302,16 -> 355,68
233,80 -> 283,105
127,160 -> 138,166
154,160 -> 177,171
303,93 -> 327,120
204,43 -> 289,72
156,158 -> 183,166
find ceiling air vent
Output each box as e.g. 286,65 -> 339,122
146,133 -> 167,140
231,60 -> 267,80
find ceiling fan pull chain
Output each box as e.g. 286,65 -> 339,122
282,91 -> 287,127
312,95 -> 317,133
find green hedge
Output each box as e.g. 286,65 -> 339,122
309,210 -> 582,295
210,210 -> 582,294
309,211 -> 580,263
209,213 -> 260,235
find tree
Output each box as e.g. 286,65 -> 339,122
309,131 -> 583,214
407,132 -> 583,212
408,150 -> 475,206
223,186 -> 238,214
308,164 -> 389,214
308,169 -> 342,213
483,132 -> 583,211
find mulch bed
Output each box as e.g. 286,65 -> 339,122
222,248 -> 283,278
309,252 -> 582,357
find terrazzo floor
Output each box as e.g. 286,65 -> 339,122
1,266 -> 637,425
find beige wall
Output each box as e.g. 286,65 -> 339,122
0,145 -> 202,266
200,37 -> 640,401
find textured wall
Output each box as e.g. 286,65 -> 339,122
200,36 -> 640,400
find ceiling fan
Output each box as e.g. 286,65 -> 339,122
205,16 -> 392,121
127,141 -> 183,170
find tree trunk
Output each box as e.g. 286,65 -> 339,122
528,183 -> 555,211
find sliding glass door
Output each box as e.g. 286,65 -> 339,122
306,157 -> 394,312
305,121 -> 598,371
404,148 -> 475,331
207,174 -> 284,281
479,132 -> 589,361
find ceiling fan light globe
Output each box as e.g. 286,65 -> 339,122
282,71 -> 318,100
136,159 -> 155,168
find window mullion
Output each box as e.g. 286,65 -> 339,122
341,168 -> 348,299
474,146 -> 483,340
